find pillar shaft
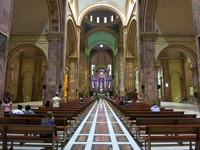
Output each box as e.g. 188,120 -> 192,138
139,32 -> 159,105
45,32 -> 64,101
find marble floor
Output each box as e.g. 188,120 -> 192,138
9,100 -> 200,150
63,99 -> 141,150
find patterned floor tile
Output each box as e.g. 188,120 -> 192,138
116,136 -> 129,142
93,136 -> 111,142
92,144 -> 112,150
75,135 -> 88,142
70,144 -> 85,150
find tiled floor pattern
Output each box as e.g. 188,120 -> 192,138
64,99 -> 141,150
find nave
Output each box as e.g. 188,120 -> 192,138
3,99 -> 199,150
64,98 -> 140,150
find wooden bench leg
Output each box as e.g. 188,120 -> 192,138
189,141 -> 193,150
148,139 -> 151,150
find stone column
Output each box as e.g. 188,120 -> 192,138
0,0 -> 14,100
87,56 -> 91,96
4,64 -> 13,97
191,0 -> 200,99
45,32 -> 63,102
125,57 -> 135,93
118,43 -> 125,97
180,56 -> 187,101
32,57 -> 42,101
79,44 -> 86,96
139,32 -> 159,105
191,66 -> 199,97
68,57 -> 78,100
17,57 -> 23,101
160,58 -> 172,101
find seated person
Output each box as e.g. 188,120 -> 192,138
113,98 -> 117,102
124,101 -> 130,107
150,104 -> 160,112
79,98 -> 84,104
127,99 -> 132,103
119,100 -> 124,105
13,105 -> 24,114
24,105 -> 35,114
40,111 -> 55,137
135,100 -> 141,103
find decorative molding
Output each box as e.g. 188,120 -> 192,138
46,32 -> 63,41
123,26 -> 128,32
125,56 -> 136,60
141,32 -> 158,41
68,56 -> 78,61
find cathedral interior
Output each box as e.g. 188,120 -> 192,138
1,0 -> 200,106
0,0 -> 200,149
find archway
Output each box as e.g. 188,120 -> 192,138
5,45 -> 47,102
157,45 -> 197,102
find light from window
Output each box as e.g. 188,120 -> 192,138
111,15 -> 114,22
104,17 -> 107,23
97,17 -> 100,23
90,15 -> 93,22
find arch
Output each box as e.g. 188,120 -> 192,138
22,70 -> 34,78
86,31 -> 117,56
78,2 -> 126,26
85,26 -> 119,41
67,19 -> 78,57
7,44 -> 47,63
140,0 -> 157,32
93,64 -> 108,76
170,71 -> 182,78
87,42 -> 116,56
47,0 -> 61,32
127,19 -> 137,56
156,45 -> 197,67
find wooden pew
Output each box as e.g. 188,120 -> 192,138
129,114 -> 197,121
0,124 -> 59,150
0,117 -> 69,142
143,125 -> 200,150
135,118 -> 200,140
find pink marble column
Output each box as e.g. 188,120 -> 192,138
0,0 -> 14,100
191,0 -> 200,98
4,64 -> 13,97
125,58 -> 135,93
68,58 -> 77,100
139,32 -> 159,105
45,32 -> 64,102
32,57 -> 42,101
160,56 -> 172,101
79,44 -> 86,96
118,44 -> 125,96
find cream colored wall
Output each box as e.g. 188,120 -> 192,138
8,36 -> 48,101
185,60 -> 193,100
8,36 -> 48,58
10,58 -> 19,101
155,36 -> 197,58
156,36 -> 196,102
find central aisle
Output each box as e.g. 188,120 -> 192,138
64,98 -> 141,150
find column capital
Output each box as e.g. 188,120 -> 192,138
76,26 -> 81,33
190,65 -> 198,71
141,32 -> 158,41
68,56 -> 78,61
46,32 -> 63,41
125,56 -> 136,60
122,26 -> 128,32
117,43 -> 123,48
